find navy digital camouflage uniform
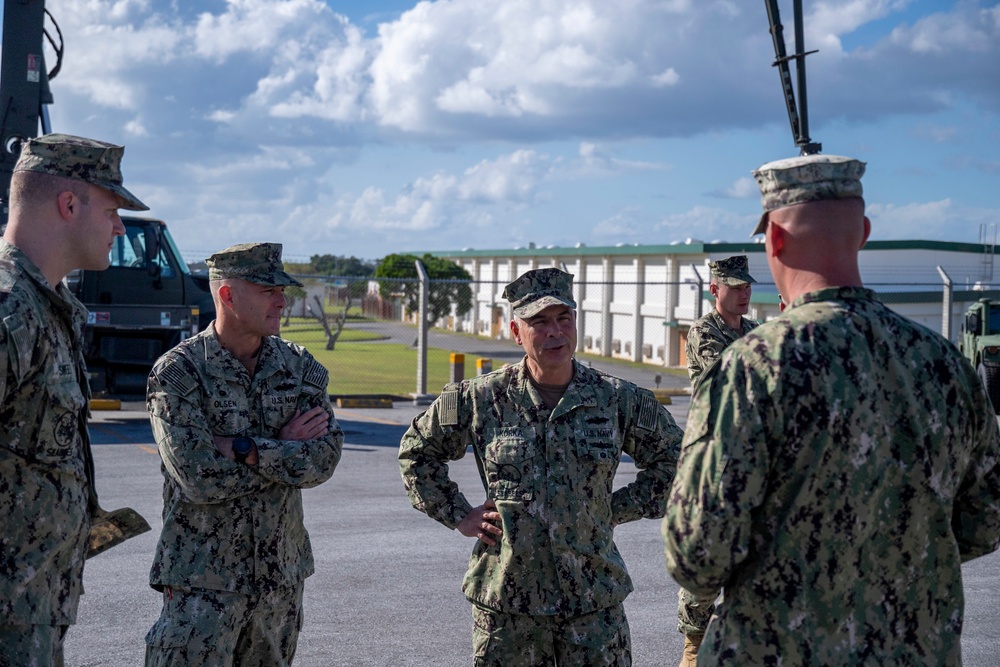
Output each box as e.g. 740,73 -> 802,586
685,311 -> 758,387
145,244 -> 343,666
400,268 -> 683,666
680,255 -> 758,639
684,308 -> 760,385
685,255 -> 759,387
664,154 -> 1000,664
0,240 -> 91,666
0,134 -> 147,667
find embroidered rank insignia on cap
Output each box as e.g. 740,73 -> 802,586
440,388 -> 459,426
156,362 -> 197,396
637,392 -> 658,432
304,358 -> 329,391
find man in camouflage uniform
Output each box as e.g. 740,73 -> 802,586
685,255 -> 758,387
144,243 -> 343,666
676,254 -> 758,666
0,134 -> 148,666
663,154 -> 1000,664
399,267 -> 683,666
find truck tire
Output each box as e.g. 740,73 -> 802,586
978,364 -> 1000,416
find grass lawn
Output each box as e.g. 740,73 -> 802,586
283,327 -> 490,396
281,322 -> 386,344
283,318 -> 684,396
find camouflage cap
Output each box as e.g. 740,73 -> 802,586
709,255 -> 756,286
750,154 -> 866,235
206,243 -> 303,287
13,133 -> 148,211
503,268 -> 576,319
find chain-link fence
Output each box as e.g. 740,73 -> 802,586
278,271 -> 992,398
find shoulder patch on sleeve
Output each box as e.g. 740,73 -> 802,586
303,358 -> 329,391
155,359 -> 198,396
439,388 -> 460,426
636,391 -> 659,432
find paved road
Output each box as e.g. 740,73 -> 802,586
68,399 -> 1000,666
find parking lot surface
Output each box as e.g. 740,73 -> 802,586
67,398 -> 1000,666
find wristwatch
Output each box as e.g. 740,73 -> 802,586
232,436 -> 255,464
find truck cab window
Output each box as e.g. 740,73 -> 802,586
109,226 -> 174,278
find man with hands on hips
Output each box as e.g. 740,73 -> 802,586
399,267 -> 683,667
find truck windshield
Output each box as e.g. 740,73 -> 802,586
990,310 -> 1000,335
109,226 -> 175,279
160,228 -> 191,275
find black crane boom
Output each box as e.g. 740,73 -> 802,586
0,0 -> 62,224
764,0 -> 821,155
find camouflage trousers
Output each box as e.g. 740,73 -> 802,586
472,602 -> 631,667
0,624 -> 68,667
677,587 -> 719,636
144,583 -> 303,667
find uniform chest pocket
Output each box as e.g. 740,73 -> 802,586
575,420 -> 621,471
483,429 -> 538,501
263,393 -> 300,434
578,440 -> 619,465
38,378 -> 87,464
205,395 -> 250,436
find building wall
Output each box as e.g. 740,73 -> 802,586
432,241 -> 997,367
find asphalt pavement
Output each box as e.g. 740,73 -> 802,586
67,398 -> 1000,666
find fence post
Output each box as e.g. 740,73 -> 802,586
477,358 -> 492,375
633,257 -> 644,362
413,260 -> 432,404
601,257 -> 612,357
691,264 -> 704,320
938,266 -> 953,342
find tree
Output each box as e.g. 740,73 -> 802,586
309,294 -> 350,351
283,284 -> 307,325
375,253 -> 473,322
309,254 -> 375,277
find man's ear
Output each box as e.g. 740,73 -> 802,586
218,284 -> 235,309
56,191 -> 79,221
709,283 -> 719,298
860,216 -> 871,249
509,318 -> 521,345
767,221 -> 785,257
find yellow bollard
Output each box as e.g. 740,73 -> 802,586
450,353 -> 465,384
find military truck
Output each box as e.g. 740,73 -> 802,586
64,217 -> 214,393
959,297 -> 1000,415
1,1 -> 214,394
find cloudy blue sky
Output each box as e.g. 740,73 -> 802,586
12,0 -> 1000,262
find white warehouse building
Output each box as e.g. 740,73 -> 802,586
426,240 -> 999,369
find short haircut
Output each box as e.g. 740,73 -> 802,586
9,170 -> 90,208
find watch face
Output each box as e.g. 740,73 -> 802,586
233,437 -> 254,456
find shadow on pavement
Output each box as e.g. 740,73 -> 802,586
88,416 -> 409,450
89,419 -> 155,446
338,418 -> 409,449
